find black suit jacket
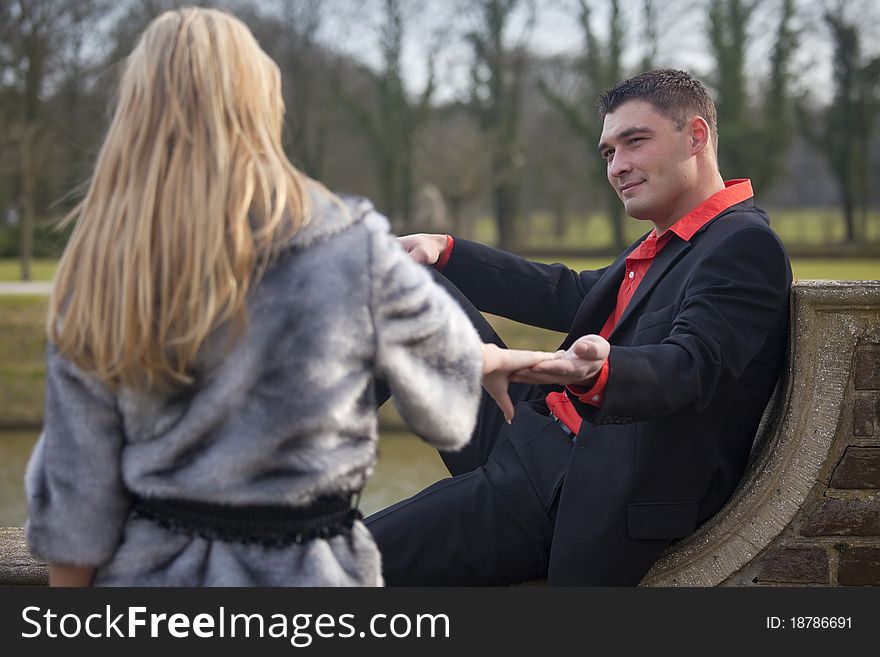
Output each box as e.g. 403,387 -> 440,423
441,198 -> 792,585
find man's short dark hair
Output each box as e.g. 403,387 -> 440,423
598,69 -> 718,153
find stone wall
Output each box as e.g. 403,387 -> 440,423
727,345 -> 880,586
2,281 -> 879,586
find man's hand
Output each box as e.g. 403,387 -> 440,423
482,343 -> 560,423
398,233 -> 449,266
511,335 -> 609,387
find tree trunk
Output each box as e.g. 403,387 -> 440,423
19,124 -> 35,282
607,187 -> 626,251
400,140 -> 415,233
553,196 -> 567,240
448,196 -> 464,236
842,187 -> 856,243
494,180 -> 518,251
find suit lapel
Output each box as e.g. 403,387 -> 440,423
562,220 -> 714,348
609,236 -> 691,339
560,246 -> 632,350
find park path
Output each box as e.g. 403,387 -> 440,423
0,282 -> 51,295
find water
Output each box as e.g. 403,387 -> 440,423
0,430 -> 450,526
0,432 -> 36,526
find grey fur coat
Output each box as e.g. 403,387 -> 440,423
25,189 -> 483,586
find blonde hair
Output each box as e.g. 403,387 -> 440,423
49,7 -> 313,391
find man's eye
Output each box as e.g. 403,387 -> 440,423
628,137 -> 644,145
602,150 -> 614,161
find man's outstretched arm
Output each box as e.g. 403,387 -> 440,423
399,233 -> 613,333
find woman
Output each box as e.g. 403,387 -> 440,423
25,7 -> 554,586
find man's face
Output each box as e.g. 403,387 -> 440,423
598,100 -> 698,231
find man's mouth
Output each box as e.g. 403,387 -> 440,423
619,181 -> 644,196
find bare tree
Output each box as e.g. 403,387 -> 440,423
639,0 -> 660,73
235,0 -> 335,179
800,7 -> 880,242
464,0 -> 534,250
276,0 -> 330,178
538,0 -> 628,251
707,0 -> 798,190
522,56 -> 594,242
333,0 -> 436,232
707,0 -> 756,178
419,104 -> 490,238
753,0 -> 798,191
0,0 -> 109,280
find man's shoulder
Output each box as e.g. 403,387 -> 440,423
689,202 -> 791,283
712,198 -> 770,227
698,201 -> 782,246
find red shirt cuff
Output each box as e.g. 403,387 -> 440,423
568,357 -> 610,408
434,235 -> 454,271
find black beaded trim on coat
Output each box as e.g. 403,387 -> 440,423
130,493 -> 363,547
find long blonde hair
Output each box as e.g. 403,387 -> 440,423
49,7 -> 311,391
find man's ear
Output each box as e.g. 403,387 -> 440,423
689,116 -> 711,155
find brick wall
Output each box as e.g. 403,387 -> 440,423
736,345 -> 880,586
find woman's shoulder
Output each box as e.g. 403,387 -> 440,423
285,184 -> 390,251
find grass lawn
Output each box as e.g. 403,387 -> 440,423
789,260 -> 880,280
0,296 -> 48,427
0,259 -> 57,282
531,256 -> 880,283
473,208 -> 880,250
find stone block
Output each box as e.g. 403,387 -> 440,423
801,498 -> 880,536
837,547 -> 880,586
854,349 -> 880,390
852,397 -> 875,436
830,447 -> 880,489
755,547 -> 829,584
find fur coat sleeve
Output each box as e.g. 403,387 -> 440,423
366,212 -> 482,450
25,346 -> 131,566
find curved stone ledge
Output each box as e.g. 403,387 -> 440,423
0,527 -> 46,585
641,280 -> 880,586
2,281 -> 879,586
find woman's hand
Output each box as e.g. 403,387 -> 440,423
481,343 -> 560,423
511,335 -> 610,387
48,563 -> 96,587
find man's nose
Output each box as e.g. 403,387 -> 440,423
608,151 -> 631,178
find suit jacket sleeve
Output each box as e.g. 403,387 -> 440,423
586,225 -> 790,424
441,237 -> 612,332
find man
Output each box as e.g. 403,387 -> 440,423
367,69 -> 791,586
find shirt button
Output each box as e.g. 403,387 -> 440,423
628,271 -> 635,279
592,395 -> 601,402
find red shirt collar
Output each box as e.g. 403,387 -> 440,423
664,179 -> 753,242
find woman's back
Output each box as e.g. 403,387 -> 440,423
29,188 -> 483,586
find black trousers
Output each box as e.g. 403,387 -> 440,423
366,271 -> 572,585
